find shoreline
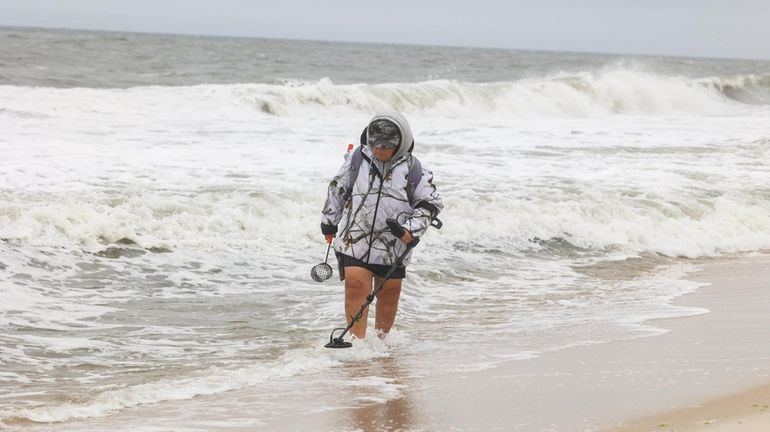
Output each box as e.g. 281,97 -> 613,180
608,253 -> 770,431
272,253 -> 770,431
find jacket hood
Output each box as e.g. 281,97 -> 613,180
362,111 -> 415,162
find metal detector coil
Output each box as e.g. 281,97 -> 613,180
325,330 -> 353,348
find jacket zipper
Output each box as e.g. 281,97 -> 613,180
365,167 -> 385,263
363,156 -> 408,263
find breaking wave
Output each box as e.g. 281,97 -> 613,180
239,70 -> 770,118
4,69 -> 768,120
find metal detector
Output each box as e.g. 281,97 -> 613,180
324,219 -> 419,348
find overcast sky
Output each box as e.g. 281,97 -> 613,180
2,0 -> 769,60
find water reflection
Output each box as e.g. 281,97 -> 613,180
343,355 -> 416,432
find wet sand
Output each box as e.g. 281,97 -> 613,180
608,254 -> 770,432
612,382 -> 770,431
274,253 -> 770,431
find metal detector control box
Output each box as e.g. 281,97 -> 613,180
386,218 -> 404,238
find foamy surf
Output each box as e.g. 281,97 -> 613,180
0,339 -> 407,426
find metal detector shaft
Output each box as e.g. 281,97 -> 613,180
326,239 -> 418,347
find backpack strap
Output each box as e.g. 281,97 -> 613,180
406,156 -> 422,206
406,155 -> 440,224
345,146 -> 365,202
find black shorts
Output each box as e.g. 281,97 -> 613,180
339,254 -> 406,279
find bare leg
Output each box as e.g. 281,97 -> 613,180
344,267 -> 374,339
374,277 -> 403,336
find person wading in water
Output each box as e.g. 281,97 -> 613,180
321,111 -> 443,339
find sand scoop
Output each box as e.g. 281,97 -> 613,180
311,243 -> 334,282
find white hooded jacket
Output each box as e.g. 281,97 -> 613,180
321,112 -> 443,268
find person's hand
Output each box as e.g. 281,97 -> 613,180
400,230 -> 413,245
325,234 -> 335,244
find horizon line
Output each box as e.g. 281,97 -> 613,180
2,23 -> 769,63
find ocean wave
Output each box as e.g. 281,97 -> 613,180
696,73 -> 770,105
2,69 -> 768,120
235,70 -> 770,118
3,186 -> 770,261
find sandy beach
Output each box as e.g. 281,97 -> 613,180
609,254 -> 770,432
264,253 -> 770,432
614,382 -> 770,431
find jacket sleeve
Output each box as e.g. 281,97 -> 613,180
404,165 -> 443,238
320,156 -> 353,234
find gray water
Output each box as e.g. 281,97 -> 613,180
3,26 -> 770,88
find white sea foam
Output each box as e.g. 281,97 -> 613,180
2,134 -> 769,259
3,186 -> 768,275
0,345 -> 387,424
